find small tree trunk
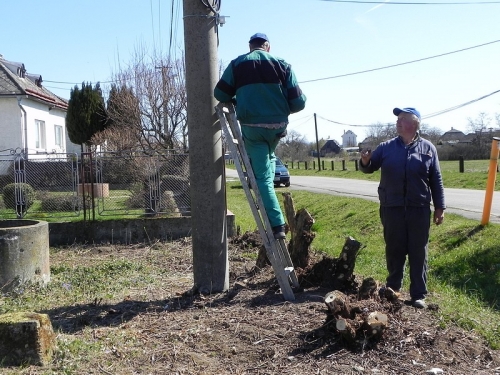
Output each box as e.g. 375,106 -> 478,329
358,277 -> 378,300
283,192 -> 315,268
332,236 -> 362,290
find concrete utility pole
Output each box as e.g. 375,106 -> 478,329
183,0 -> 228,294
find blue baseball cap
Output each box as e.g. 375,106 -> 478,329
393,107 -> 421,121
249,33 -> 269,43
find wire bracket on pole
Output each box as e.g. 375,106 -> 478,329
215,102 -> 299,301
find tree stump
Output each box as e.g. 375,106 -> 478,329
324,290 -> 350,318
363,311 -> 388,339
358,277 -> 378,300
335,318 -> 360,344
256,192 -> 315,269
331,236 -> 362,291
283,192 -> 315,268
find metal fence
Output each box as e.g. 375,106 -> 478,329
0,149 -> 190,220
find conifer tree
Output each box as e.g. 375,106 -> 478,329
66,82 -> 108,150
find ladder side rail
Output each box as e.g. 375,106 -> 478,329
276,239 -> 300,287
225,107 -> 297,299
216,104 -> 270,243
219,106 -> 275,248
225,109 -> 277,241
217,103 -> 296,301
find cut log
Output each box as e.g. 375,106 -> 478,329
324,290 -> 350,318
363,311 -> 388,338
358,277 -> 378,300
331,236 -> 362,290
335,318 -> 357,343
283,192 -> 315,268
379,286 -> 401,302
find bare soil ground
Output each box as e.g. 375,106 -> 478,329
7,233 -> 500,375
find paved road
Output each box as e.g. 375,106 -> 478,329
225,169 -> 500,224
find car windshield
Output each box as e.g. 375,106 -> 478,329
276,158 -> 283,166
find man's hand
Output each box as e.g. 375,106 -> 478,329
434,208 -> 444,225
360,149 -> 372,167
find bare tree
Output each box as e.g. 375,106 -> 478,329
363,122 -> 397,148
467,112 -> 492,150
276,130 -> 309,161
105,45 -> 188,154
419,124 -> 443,146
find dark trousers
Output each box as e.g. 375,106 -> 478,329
379,206 -> 431,300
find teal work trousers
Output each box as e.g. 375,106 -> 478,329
241,125 -> 286,228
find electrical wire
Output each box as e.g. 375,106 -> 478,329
422,89 -> 500,119
316,88 -> 500,127
198,0 -> 222,45
299,39 -> 500,84
200,0 -> 221,13
321,0 -> 500,4
169,0 -> 176,57
44,37 -> 499,87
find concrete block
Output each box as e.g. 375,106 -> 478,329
0,312 -> 56,366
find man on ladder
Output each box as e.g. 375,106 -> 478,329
214,32 -> 307,239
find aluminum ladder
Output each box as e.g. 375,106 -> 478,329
215,102 -> 299,301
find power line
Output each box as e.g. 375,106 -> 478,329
299,39 -> 500,84
422,89 -> 500,119
45,37 -> 498,87
316,88 -> 500,127
320,0 -> 500,4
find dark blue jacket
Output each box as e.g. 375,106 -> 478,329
214,49 -> 306,124
359,136 -> 445,209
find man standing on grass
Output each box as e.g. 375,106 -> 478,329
359,107 -> 445,309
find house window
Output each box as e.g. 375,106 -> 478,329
54,125 -> 63,148
35,120 -> 46,149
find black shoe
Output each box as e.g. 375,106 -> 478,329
272,225 -> 286,239
412,298 -> 426,309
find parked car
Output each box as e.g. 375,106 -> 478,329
274,157 -> 290,187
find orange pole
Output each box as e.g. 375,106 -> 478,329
481,137 -> 500,225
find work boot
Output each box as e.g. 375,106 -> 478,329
272,225 -> 286,239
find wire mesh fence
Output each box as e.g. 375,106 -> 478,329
0,150 -> 190,220
93,151 -> 191,217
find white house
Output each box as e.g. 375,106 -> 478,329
0,55 -> 79,165
341,130 -> 357,148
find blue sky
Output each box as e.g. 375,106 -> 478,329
2,0 -> 499,143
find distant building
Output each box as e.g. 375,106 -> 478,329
0,54 -> 79,161
341,130 -> 357,148
319,139 -> 341,156
439,127 -> 465,144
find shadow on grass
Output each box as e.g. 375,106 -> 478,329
432,225 -> 500,310
41,299 -> 167,334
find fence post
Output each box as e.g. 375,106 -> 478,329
342,159 -> 346,171
481,137 -> 500,225
331,161 -> 334,171
459,156 -> 464,173
354,160 -> 358,171
305,161 -> 308,170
